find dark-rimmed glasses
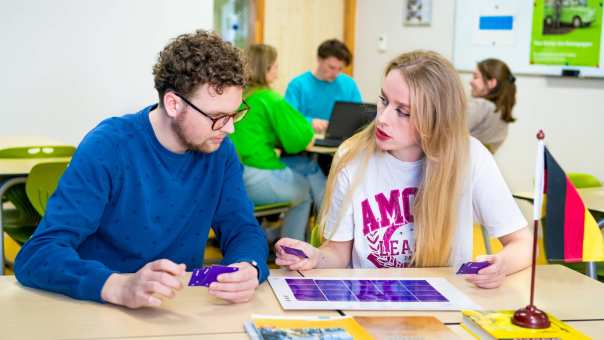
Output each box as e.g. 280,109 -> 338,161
173,92 -> 250,131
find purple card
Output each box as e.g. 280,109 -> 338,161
282,245 -> 308,259
456,261 -> 491,275
188,265 -> 239,287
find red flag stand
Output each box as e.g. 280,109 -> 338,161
511,130 -> 550,329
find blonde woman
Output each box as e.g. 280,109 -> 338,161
275,51 -> 532,289
468,58 -> 517,153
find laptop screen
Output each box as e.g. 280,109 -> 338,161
325,101 -> 377,140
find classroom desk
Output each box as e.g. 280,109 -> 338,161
0,156 -> 71,176
0,269 -> 339,339
2,265 -> 602,339
299,265 -> 604,324
448,320 -> 604,339
103,335 -> 250,340
307,133 -> 338,155
57,322 -> 604,340
0,135 -> 72,176
307,144 -> 338,154
514,188 -> 604,213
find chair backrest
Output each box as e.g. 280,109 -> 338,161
309,224 -> 322,248
568,173 -> 602,189
253,202 -> 291,218
25,161 -> 69,215
0,145 -> 76,159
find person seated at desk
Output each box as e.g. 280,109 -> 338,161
231,44 -> 325,241
467,58 -> 517,153
275,51 -> 532,289
14,30 -> 268,308
284,39 -> 362,134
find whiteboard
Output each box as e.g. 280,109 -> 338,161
453,0 -> 604,78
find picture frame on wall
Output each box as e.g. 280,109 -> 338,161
404,0 -> 432,26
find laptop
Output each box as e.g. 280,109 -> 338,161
314,101 -> 377,147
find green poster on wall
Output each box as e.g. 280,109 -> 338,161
530,0 -> 603,67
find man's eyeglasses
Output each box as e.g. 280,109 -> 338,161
173,92 -> 250,131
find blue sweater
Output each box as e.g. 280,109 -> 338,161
14,104 -> 269,302
284,71 -> 362,121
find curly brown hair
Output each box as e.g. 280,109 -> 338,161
153,30 -> 246,106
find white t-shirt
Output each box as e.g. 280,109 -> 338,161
324,137 -> 526,268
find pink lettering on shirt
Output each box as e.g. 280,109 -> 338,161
360,187 -> 417,268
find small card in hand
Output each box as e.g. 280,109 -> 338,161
188,265 -> 239,287
456,261 -> 491,275
282,245 -> 308,259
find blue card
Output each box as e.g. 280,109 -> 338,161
188,265 -> 239,287
456,261 -> 491,275
282,245 -> 308,259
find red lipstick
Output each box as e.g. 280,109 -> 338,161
375,128 -> 391,141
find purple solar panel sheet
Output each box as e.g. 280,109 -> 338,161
285,278 -> 448,303
282,246 -> 309,259
189,265 -> 239,287
456,261 -> 491,275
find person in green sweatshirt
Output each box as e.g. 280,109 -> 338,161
230,44 -> 326,241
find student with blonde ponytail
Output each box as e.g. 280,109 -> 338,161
275,51 -> 532,289
468,58 -> 517,153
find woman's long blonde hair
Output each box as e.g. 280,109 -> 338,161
319,51 -> 469,267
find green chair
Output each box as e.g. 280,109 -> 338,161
568,173 -> 602,189
25,161 -> 69,215
0,145 -> 75,159
254,202 -> 292,244
3,182 -> 40,245
1,145 -> 74,273
2,161 -> 69,246
309,224 -> 322,248
253,202 -> 292,218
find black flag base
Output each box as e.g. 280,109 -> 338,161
512,304 -> 551,329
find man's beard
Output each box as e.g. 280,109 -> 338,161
171,114 -> 207,153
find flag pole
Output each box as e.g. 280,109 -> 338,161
511,130 -> 551,329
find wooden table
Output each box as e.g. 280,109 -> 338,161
308,133 -> 338,155
298,265 -> 604,323
448,320 -> 604,339
0,157 -> 71,176
2,265 -> 602,339
57,320 -> 604,340
0,136 -> 72,176
0,269 -> 338,339
308,144 -> 338,155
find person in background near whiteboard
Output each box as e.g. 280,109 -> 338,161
467,58 -> 517,153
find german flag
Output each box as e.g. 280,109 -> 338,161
544,147 -> 604,262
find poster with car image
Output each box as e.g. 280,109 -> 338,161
530,0 -> 603,67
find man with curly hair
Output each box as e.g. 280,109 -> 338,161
14,30 -> 268,308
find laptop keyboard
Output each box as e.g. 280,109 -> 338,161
314,138 -> 341,147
